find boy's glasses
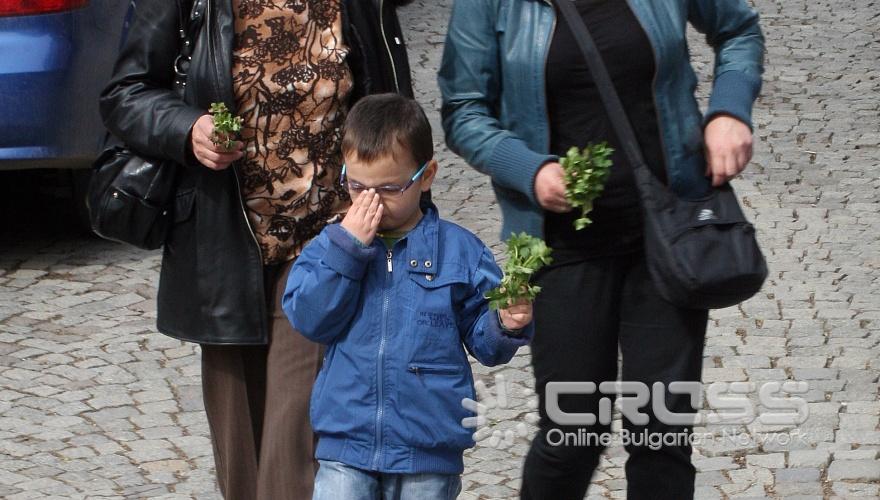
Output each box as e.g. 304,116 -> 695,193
340,161 -> 429,198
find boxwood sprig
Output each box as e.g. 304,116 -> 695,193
561,143 -> 613,230
209,102 -> 242,151
484,232 -> 553,310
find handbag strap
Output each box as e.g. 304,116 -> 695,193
172,0 -> 207,93
554,0 -> 650,174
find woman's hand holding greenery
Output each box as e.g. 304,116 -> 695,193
485,232 -> 553,312
209,102 -> 242,151
561,143 -> 613,230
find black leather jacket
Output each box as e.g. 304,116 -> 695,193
99,0 -> 414,344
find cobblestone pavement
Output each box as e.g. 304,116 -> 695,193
1,0 -> 877,498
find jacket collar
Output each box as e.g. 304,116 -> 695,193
398,200 -> 440,276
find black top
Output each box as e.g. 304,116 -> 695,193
545,0 -> 667,261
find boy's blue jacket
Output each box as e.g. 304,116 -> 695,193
282,203 -> 534,474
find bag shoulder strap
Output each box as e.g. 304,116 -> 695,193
554,0 -> 649,172
175,0 -> 205,38
172,0 -> 207,91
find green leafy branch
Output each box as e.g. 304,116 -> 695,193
561,143 -> 613,230
209,102 -> 242,151
484,232 -> 553,310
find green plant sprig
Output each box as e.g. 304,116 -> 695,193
209,102 -> 242,151
484,232 -> 553,310
561,143 -> 613,230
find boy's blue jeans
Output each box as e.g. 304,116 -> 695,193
313,460 -> 462,500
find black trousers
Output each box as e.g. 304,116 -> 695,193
520,250 -> 708,500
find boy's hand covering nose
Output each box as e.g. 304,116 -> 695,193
340,189 -> 384,246
499,298 -> 533,331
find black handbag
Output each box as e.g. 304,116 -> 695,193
88,0 -> 205,250
556,0 -> 768,309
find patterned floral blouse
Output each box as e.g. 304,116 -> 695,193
232,0 -> 353,264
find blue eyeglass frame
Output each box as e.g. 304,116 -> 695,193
340,160 -> 430,196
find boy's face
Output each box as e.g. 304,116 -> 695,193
342,146 -> 437,233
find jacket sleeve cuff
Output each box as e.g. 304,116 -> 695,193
495,309 -> 535,339
483,309 -> 532,353
322,224 -> 376,280
169,107 -> 206,167
487,137 -> 558,206
703,70 -> 762,131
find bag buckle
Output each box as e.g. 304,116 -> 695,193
173,53 -> 191,79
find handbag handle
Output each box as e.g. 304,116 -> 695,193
554,0 -> 651,174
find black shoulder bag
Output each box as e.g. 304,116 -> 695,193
88,0 -> 205,250
556,0 -> 767,309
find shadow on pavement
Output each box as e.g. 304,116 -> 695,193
0,169 -> 95,244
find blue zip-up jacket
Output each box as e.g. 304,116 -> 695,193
438,0 -> 765,239
282,203 -> 534,474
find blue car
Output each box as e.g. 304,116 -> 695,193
0,0 -> 131,224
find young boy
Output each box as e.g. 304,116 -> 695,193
282,94 -> 534,500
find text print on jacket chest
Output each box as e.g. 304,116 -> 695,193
405,260 -> 471,354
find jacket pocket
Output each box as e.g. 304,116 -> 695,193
407,362 -> 460,375
407,270 -> 469,351
173,188 -> 196,223
308,345 -> 374,438
310,346 -> 335,416
163,188 -> 196,257
394,361 -> 475,449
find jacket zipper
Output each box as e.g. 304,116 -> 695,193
624,0 -> 670,183
540,0 -> 557,239
378,0 -> 401,93
204,0 -> 265,335
206,0 -> 262,266
231,170 -> 263,264
540,0 -> 556,152
371,247 -> 393,469
204,0 -> 261,262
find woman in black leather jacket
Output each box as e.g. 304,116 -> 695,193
99,1 -> 413,498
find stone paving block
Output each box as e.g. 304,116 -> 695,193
746,453 -> 786,469
772,481 -> 824,496
694,456 -> 738,472
826,459 -> 880,481
694,486 -> 723,499
832,449 -> 879,461
788,450 -> 831,467
831,482 -> 880,497
775,467 -> 821,482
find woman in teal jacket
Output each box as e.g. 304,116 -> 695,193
439,0 -> 764,498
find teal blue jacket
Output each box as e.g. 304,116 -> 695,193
438,0 -> 765,239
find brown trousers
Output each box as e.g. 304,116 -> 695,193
201,259 -> 324,500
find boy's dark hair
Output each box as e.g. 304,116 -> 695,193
342,93 -> 433,169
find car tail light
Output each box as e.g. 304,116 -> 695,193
0,0 -> 88,17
